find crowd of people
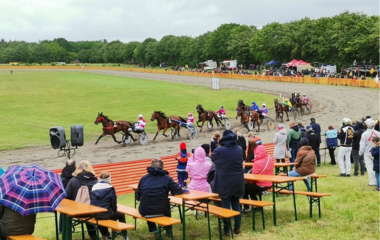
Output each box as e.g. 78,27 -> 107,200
0,115 -> 379,240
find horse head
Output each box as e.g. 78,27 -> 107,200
151,111 -> 158,121
94,112 -> 103,125
238,99 -> 245,107
196,104 -> 204,114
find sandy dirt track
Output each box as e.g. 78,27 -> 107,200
1,69 -> 379,170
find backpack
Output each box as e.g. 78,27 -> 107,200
75,185 -> 91,204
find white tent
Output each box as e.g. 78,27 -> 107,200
297,64 -> 315,71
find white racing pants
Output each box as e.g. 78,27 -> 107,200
338,146 -> 352,174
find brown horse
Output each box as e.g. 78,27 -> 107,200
195,104 -> 223,132
290,93 -> 303,113
150,111 -> 185,141
236,100 -> 260,132
94,112 -> 134,144
274,99 -> 290,122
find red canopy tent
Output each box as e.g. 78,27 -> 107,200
285,59 -> 298,67
295,60 -> 311,66
286,59 -> 311,67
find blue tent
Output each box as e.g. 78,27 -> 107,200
265,59 -> 281,66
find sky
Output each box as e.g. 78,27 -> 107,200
0,0 -> 378,43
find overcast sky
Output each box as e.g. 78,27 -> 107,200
0,0 -> 378,43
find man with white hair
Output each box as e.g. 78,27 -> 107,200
359,118 -> 380,186
337,118 -> 354,177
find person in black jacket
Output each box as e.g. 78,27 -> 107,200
305,125 -> 320,166
59,159 -> 76,233
233,128 -> 247,160
352,122 -> 365,176
65,161 -> 98,240
211,130 -> 244,236
137,158 -> 183,240
337,118 -> 354,177
91,171 -> 128,240
310,118 -> 322,165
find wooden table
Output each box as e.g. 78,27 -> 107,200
244,174 -> 304,226
55,199 -> 107,240
243,162 -> 298,175
175,190 -> 219,240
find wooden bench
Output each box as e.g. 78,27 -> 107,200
7,236 -> 47,240
77,218 -> 135,240
209,197 -> 274,231
117,204 -> 181,240
169,196 -> 240,240
271,189 -> 331,218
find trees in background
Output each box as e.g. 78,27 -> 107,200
0,12 -> 378,68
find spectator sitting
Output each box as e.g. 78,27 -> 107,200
65,161 -> 98,240
233,128 -> 247,161
137,158 -> 183,239
288,137 -> 316,191
91,171 -> 128,240
186,147 -> 212,192
201,144 -> 212,164
0,206 -> 36,239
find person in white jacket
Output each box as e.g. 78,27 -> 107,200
359,118 -> 380,186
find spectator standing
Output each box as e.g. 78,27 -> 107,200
287,120 -> 302,163
359,118 -> 380,186
352,122 -> 366,176
186,147 -> 212,192
137,159 -> 183,239
305,125 -> 321,166
65,161 -> 98,240
233,128 -> 247,160
298,123 -> 306,138
91,171 -> 128,240
310,118 -> 322,165
337,118 -> 354,177
273,123 -> 287,172
211,130 -> 244,236
370,137 -> 380,191
210,131 -> 221,152
175,142 -> 190,188
325,126 -> 338,165
288,137 -> 316,191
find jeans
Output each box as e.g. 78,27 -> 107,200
221,196 -> 241,233
363,155 -> 376,185
328,147 -> 336,164
290,148 -> 298,163
351,150 -> 365,175
315,147 -> 321,165
177,171 -> 188,187
338,146 -> 352,175
376,172 -> 380,188
288,170 -> 311,191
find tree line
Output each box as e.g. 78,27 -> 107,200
0,11 -> 378,68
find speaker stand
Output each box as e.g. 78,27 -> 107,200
57,140 -> 77,159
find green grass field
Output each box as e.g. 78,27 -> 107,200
33,165 -> 379,240
0,71 -> 274,150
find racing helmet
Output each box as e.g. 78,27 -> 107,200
188,112 -> 192,116
285,98 -> 289,101
138,114 -> 143,118
342,118 -> 351,125
262,103 -> 266,106
220,105 -> 223,109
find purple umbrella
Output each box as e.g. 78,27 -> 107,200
0,164 -> 66,216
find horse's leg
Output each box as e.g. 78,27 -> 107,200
177,125 -> 181,137
162,128 -> 169,137
152,129 -> 160,141
199,120 -> 205,132
95,133 -> 106,145
111,134 -> 121,144
285,111 -> 290,121
256,117 -> 260,132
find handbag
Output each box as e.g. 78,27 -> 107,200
285,149 -> 292,158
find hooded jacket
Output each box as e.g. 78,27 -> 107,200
186,147 -> 212,192
250,145 -> 274,188
273,128 -> 287,159
294,146 -> 316,176
211,131 -> 244,198
325,129 -> 338,147
251,102 -> 259,111
371,143 -> 379,172
287,125 -> 301,149
65,171 -> 98,201
306,131 -> 320,153
90,179 -> 117,219
137,167 -> 183,217
61,165 -> 76,188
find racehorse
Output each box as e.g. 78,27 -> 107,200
94,112 -> 134,144
274,99 -> 290,122
236,100 -> 260,132
150,111 -> 185,141
195,104 -> 223,132
290,93 -> 303,114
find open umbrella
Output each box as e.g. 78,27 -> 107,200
0,164 -> 66,216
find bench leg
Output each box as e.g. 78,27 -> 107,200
218,217 -> 222,240
177,205 -> 183,222
251,208 -> 256,231
272,184 -> 277,226
54,211 -> 59,240
81,222 -> 85,240
158,225 -> 163,240
318,198 -> 322,218
309,197 -> 313,218
292,184 -> 297,221
261,208 -> 265,230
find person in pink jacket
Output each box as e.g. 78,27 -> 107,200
186,147 -> 212,192
246,144 -> 274,201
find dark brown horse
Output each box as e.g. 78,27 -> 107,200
274,99 -> 290,122
94,112 -> 134,144
195,104 -> 223,132
150,111 -> 185,141
236,100 -> 260,132
290,93 -> 303,113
